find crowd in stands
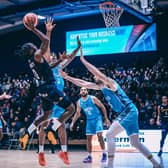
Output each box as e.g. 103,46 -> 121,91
0,57 -> 167,145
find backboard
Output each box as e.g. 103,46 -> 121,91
110,0 -> 155,22
119,0 -> 155,15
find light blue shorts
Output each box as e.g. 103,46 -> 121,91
86,116 -> 103,135
117,103 -> 139,136
51,104 -> 65,119
0,120 -> 2,128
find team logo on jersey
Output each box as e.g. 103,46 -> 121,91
106,96 -> 111,101
38,93 -> 48,97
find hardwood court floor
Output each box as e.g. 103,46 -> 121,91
0,150 -> 167,168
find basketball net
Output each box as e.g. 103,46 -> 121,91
99,2 -> 123,28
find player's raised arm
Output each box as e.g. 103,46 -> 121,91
24,21 -> 49,62
80,47 -> 117,91
50,51 -> 67,69
60,70 -> 100,90
44,18 -> 56,63
60,36 -> 81,69
80,47 -> 107,81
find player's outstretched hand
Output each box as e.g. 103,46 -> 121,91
59,51 -> 67,60
59,69 -> 68,79
45,17 -> 56,32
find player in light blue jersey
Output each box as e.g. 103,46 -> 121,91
0,92 -> 12,141
70,87 -> 110,163
60,46 -> 162,168
37,18 -> 81,166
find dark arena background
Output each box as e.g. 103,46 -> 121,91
0,0 -> 168,168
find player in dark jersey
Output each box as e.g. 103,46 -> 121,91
156,96 -> 168,157
18,20 -> 75,152
60,46 -> 162,168
37,18 -> 81,166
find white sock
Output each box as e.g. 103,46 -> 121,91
28,123 -> 36,135
39,145 -> 44,153
61,145 -> 67,152
52,120 -> 61,131
88,152 -> 91,157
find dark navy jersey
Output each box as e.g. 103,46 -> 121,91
160,104 -> 168,123
28,57 -> 55,86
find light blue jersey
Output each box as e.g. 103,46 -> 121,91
79,95 -> 102,120
0,119 -> 2,128
51,66 -> 65,118
79,95 -> 103,135
102,84 -> 139,136
52,66 -> 65,92
102,84 -> 132,113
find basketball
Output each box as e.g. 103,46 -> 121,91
23,13 -> 38,28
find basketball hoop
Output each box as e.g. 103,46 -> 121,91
99,2 -> 123,28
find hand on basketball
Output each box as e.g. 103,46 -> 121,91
70,122 -> 74,131
23,13 -> 38,31
45,17 -> 56,32
24,22 -> 35,31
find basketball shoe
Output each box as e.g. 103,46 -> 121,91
38,152 -> 46,166
101,153 -> 107,162
83,155 -> 92,163
58,151 -> 70,165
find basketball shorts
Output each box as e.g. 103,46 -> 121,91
86,116 -> 103,135
36,84 -> 71,111
116,103 -> 139,136
161,121 -> 168,130
51,104 -> 65,119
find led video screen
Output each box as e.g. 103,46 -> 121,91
66,23 -> 156,56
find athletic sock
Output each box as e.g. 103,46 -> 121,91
39,145 -> 44,153
61,145 -> 67,152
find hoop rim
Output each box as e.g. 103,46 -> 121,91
99,2 -> 122,10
